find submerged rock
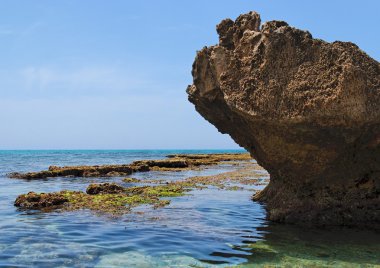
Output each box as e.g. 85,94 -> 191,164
187,11 -> 380,228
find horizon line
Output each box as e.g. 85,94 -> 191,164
0,148 -> 245,151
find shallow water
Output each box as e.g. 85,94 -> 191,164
0,150 -> 379,267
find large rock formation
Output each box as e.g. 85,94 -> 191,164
187,11 -> 380,228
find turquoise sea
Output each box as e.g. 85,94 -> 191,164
0,150 -> 379,267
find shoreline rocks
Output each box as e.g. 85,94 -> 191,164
13,158 -> 265,215
15,192 -> 68,209
187,11 -> 380,228
8,153 -> 251,179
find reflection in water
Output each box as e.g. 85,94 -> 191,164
0,150 -> 379,267
240,224 -> 380,267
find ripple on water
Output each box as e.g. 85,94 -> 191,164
0,150 -> 379,267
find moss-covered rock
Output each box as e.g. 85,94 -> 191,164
14,192 -> 68,209
13,161 -> 267,216
122,177 -> 141,183
86,183 -> 125,195
8,153 -> 251,179
14,182 -> 190,214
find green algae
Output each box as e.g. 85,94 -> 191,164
142,164 -> 266,192
15,182 -> 190,215
142,184 -> 186,197
236,224 -> 380,268
122,177 -> 141,183
61,183 -> 187,214
225,185 -> 244,191
61,191 -> 133,213
14,160 -> 267,215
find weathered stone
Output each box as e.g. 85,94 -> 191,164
132,159 -> 189,169
9,153 -> 251,179
13,158 -> 264,215
187,11 -> 380,228
86,183 -> 125,195
14,192 -> 68,209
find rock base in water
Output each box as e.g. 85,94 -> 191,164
187,11 -> 380,228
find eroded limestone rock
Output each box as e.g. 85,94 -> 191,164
187,11 -> 380,228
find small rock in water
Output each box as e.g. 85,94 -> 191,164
122,177 -> 141,183
14,192 -> 68,209
86,183 -> 125,195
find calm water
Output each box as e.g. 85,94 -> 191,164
0,150 -> 379,267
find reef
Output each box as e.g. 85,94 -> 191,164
187,11 -> 380,228
9,164 -> 142,179
14,183 -> 187,214
14,156 -> 266,215
9,153 -> 251,179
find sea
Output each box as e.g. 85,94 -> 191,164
0,150 -> 379,267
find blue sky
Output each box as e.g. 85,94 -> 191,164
0,0 -> 378,149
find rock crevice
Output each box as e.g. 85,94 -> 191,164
187,11 -> 380,228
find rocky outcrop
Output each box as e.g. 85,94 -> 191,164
14,159 -> 264,214
8,153 -> 251,179
187,11 -> 380,228
15,192 -> 68,209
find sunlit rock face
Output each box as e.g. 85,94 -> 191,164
187,11 -> 380,228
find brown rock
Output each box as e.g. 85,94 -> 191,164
14,192 -> 68,209
9,164 -> 135,179
187,11 -> 380,228
8,153 -> 251,179
86,183 -> 125,195
131,159 -> 189,169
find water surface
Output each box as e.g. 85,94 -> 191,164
0,150 -> 378,267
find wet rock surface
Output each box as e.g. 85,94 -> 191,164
13,154 -> 264,215
187,11 -> 380,228
8,165 -> 137,179
86,183 -> 125,195
8,153 -> 251,179
14,192 -> 68,209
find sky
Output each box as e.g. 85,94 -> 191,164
0,0 -> 379,149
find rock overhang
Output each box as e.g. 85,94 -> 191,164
187,11 -> 380,228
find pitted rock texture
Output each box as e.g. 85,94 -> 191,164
187,11 -> 380,228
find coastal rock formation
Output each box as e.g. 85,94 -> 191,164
187,11 -> 380,228
15,192 -> 68,209
8,153 -> 250,179
13,158 -> 266,214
